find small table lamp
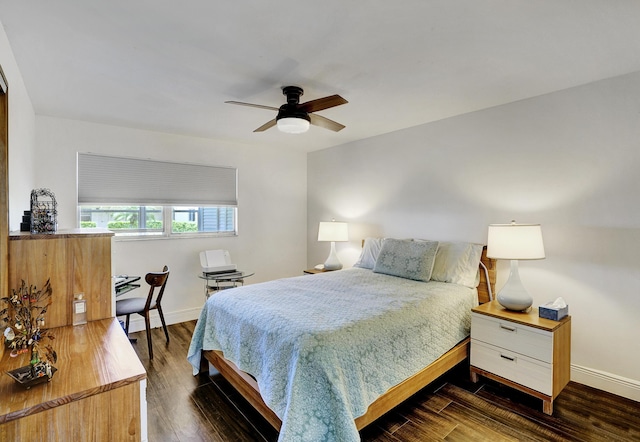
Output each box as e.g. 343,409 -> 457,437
317,221 -> 349,270
487,221 -> 545,311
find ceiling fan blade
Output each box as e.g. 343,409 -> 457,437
299,95 -> 348,113
225,101 -> 279,111
309,114 -> 345,132
254,119 -> 277,132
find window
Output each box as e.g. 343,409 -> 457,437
171,206 -> 235,234
79,205 -> 164,235
79,205 -> 236,236
77,154 -> 237,238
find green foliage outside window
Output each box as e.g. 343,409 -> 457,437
108,221 -> 137,230
107,220 -> 163,230
106,220 -> 196,232
172,221 -> 198,233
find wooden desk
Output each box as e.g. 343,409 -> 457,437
0,318 -> 147,441
115,275 -> 141,297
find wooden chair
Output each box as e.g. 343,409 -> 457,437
116,265 -> 170,359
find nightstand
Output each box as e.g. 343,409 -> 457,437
303,268 -> 337,275
470,300 -> 571,415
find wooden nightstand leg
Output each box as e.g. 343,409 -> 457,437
543,399 -> 553,415
470,369 -> 479,383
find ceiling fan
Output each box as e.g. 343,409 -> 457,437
225,86 -> 348,134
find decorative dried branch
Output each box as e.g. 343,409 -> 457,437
2,279 -> 56,367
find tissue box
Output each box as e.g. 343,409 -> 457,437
538,303 -> 569,321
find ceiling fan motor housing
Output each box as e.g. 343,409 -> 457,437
283,86 -> 304,104
277,105 -> 310,122
277,86 -> 310,122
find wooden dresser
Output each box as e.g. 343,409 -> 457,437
1,229 -> 147,441
0,318 -> 146,440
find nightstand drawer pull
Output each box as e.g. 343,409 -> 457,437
500,354 -> 516,362
499,324 -> 516,332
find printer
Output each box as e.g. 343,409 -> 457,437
199,249 -> 237,274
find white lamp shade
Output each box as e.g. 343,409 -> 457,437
487,223 -> 545,260
277,117 -> 310,134
317,221 -> 348,242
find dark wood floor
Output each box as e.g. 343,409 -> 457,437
129,321 -> 640,441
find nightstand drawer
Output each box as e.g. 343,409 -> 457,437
471,340 -> 552,395
471,313 -> 552,363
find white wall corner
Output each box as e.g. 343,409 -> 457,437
572,364 -> 640,403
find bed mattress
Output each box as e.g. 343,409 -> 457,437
188,267 -> 477,442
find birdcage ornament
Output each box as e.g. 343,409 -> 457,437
30,188 -> 58,234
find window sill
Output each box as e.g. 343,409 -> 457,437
112,231 -> 238,242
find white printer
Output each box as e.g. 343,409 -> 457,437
199,250 -> 237,274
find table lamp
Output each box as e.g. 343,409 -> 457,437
487,221 -> 545,311
317,221 -> 349,270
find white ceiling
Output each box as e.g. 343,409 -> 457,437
2,1 -> 640,152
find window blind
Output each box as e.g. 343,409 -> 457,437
77,153 -> 237,206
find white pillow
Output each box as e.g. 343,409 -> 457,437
430,241 -> 484,288
353,237 -> 384,269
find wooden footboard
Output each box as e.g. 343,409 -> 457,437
354,337 -> 469,430
205,349 -> 282,430
203,337 -> 470,433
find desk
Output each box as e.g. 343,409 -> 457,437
0,318 -> 147,440
115,275 -> 141,297
198,271 -> 254,299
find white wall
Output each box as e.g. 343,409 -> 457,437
0,21 -> 36,226
33,116 -> 307,330
308,71 -> 640,401
5,13 -> 639,402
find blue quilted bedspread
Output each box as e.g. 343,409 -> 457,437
187,268 -> 477,442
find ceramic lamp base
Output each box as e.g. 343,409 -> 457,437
323,241 -> 343,270
497,260 -> 533,311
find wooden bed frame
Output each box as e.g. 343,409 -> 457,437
202,246 -> 496,433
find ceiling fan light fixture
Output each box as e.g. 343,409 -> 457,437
226,85 -> 347,133
277,116 -> 310,134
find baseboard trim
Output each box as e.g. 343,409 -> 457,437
119,306 -> 202,334
572,364 -> 640,402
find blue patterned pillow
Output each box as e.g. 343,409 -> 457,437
373,239 -> 439,282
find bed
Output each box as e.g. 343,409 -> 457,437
187,238 -> 496,441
